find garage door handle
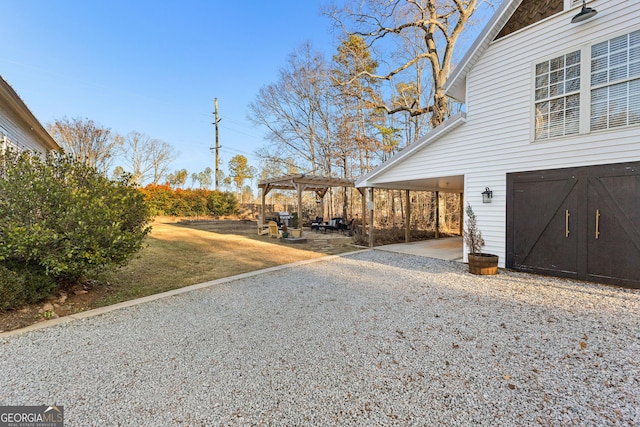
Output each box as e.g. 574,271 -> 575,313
595,209 -> 600,239
565,210 -> 570,237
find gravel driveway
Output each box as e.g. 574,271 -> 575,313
1,250 -> 639,426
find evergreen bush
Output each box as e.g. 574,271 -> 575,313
0,149 -> 152,289
141,184 -> 239,217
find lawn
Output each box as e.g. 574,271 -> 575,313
0,218 -> 358,332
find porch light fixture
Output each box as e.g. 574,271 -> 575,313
571,0 -> 598,23
482,187 -> 493,203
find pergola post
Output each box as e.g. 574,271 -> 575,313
260,184 -> 272,225
293,182 -> 304,235
405,189 -> 411,243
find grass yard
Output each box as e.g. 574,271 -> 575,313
0,218 -> 359,332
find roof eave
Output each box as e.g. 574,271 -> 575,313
444,0 -> 523,102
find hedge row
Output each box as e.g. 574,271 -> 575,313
140,184 -> 239,217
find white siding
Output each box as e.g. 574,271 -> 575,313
0,100 -> 48,153
0,76 -> 58,153
366,0 -> 640,267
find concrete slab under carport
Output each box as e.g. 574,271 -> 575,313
375,236 -> 463,262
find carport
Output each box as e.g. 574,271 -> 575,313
355,174 -> 465,248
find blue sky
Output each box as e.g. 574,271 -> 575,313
1,1 -> 501,184
0,0 -> 338,179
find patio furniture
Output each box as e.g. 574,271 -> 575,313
319,218 -> 343,233
268,221 -> 282,239
257,222 -> 269,235
338,219 -> 354,235
310,217 -> 323,231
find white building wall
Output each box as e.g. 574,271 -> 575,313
0,99 -> 49,153
367,0 -> 640,266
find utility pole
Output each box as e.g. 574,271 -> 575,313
211,98 -> 222,190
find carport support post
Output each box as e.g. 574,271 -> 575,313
358,187 -> 367,238
405,190 -> 411,243
459,192 -> 464,236
368,187 -> 374,248
435,191 -> 440,239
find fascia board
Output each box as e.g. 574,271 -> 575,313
445,0 -> 523,102
0,75 -> 60,151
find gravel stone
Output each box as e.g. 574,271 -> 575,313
1,250 -> 639,425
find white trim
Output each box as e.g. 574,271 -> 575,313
566,0 -> 596,10
579,45 -> 591,134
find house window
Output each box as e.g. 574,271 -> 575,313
534,50 -> 581,140
590,30 -> 640,131
533,30 -> 640,141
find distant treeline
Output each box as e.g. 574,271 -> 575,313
140,184 -> 239,217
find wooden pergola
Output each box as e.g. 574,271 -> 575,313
258,174 -> 366,234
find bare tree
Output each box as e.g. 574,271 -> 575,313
118,131 -> 178,185
167,169 -> 189,188
248,42 -> 334,175
48,116 -> 121,173
148,139 -> 179,185
191,167 -> 213,189
327,0 -> 481,128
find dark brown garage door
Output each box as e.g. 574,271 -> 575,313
506,162 -> 640,288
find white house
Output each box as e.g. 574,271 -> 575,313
356,0 -> 640,288
0,74 -> 59,153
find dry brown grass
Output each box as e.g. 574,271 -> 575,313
96,220 -> 335,305
0,219 -> 358,332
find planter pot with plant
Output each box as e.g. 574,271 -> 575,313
465,204 -> 499,275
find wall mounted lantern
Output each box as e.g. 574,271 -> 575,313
482,187 -> 493,203
571,0 -> 598,23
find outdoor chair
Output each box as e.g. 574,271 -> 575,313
321,218 -> 342,233
257,222 -> 269,235
268,221 -> 282,239
338,218 -> 354,235
311,216 -> 324,231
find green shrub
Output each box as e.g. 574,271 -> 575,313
140,183 -> 175,216
0,265 -> 26,311
206,190 -> 239,216
0,149 -> 152,286
179,188 -> 209,216
141,184 -> 239,217
0,263 -> 56,310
